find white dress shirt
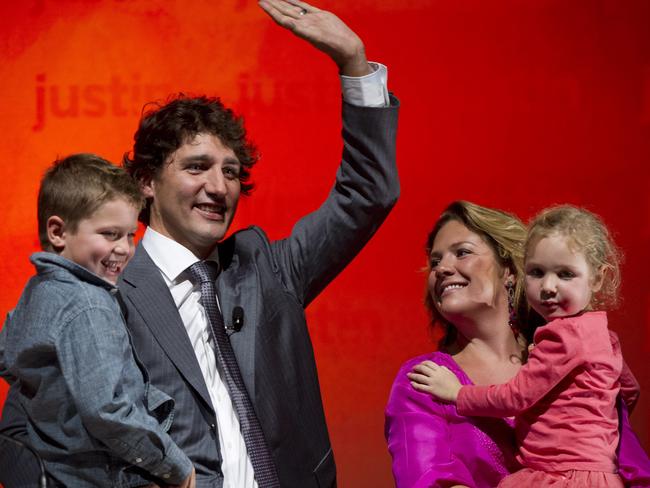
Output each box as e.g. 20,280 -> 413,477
141,64 -> 389,488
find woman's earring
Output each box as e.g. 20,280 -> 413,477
505,281 -> 519,338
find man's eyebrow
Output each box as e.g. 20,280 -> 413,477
179,154 -> 212,163
222,157 -> 241,166
180,154 -> 241,165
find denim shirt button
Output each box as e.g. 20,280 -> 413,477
162,473 -> 171,479
135,457 -> 142,463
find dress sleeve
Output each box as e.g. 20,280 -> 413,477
619,360 -> 640,413
616,397 -> 650,487
385,363 -> 474,488
56,306 -> 192,484
457,319 -> 585,417
610,331 -> 641,413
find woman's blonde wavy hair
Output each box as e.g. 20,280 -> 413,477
425,201 -> 534,349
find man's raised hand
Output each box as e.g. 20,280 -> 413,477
258,0 -> 372,76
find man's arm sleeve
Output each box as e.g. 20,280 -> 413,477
272,96 -> 400,306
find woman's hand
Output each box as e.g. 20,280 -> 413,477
408,361 -> 462,403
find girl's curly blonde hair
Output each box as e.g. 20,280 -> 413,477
526,205 -> 622,310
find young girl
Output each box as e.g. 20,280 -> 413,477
409,205 -> 643,487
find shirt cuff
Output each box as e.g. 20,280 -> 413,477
340,62 -> 389,107
147,441 -> 193,484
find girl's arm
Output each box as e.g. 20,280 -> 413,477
455,319 -> 586,417
619,358 -> 640,413
610,331 -> 641,413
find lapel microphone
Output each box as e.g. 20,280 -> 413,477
227,306 -> 244,333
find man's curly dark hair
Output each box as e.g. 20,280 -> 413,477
123,94 -> 258,224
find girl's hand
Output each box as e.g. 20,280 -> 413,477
408,361 -> 462,402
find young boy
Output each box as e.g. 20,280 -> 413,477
0,154 -> 194,487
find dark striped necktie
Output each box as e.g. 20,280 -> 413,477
188,261 -> 280,488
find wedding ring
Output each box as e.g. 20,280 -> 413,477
299,8 -> 307,15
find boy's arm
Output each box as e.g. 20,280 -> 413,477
457,320 -> 585,417
57,306 -> 192,484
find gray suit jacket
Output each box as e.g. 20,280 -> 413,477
0,97 -> 399,488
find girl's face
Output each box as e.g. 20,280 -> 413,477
525,233 -> 602,322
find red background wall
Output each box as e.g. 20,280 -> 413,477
1,1 -> 648,485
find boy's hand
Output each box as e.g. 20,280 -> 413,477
408,361 -> 462,403
179,467 -> 196,488
162,467 -> 196,488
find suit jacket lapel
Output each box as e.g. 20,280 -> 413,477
121,246 -> 213,409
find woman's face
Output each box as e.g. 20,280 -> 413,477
428,220 -> 510,324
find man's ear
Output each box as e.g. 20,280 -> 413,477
140,176 -> 155,199
47,216 -> 67,251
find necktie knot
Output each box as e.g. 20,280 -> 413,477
188,260 -> 219,284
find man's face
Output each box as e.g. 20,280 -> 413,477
143,132 -> 242,258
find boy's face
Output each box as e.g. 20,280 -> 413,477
524,233 -> 600,321
59,197 -> 139,284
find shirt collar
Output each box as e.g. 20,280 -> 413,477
141,227 -> 220,283
30,252 -> 117,292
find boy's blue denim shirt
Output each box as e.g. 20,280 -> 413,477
0,252 -> 193,487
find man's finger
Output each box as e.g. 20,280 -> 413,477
259,0 -> 297,30
285,0 -> 322,14
260,0 -> 306,19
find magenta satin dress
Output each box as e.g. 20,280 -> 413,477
385,352 -> 520,488
384,351 -> 650,488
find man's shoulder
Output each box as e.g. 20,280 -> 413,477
218,225 -> 274,260
224,225 -> 271,247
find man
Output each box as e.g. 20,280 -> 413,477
0,1 -> 399,486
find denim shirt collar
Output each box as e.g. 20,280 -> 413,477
30,252 -> 118,294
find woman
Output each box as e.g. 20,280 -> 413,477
384,201 -> 649,488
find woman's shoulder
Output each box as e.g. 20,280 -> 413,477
393,351 -> 464,382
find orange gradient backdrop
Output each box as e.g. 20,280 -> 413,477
1,1 -> 649,485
